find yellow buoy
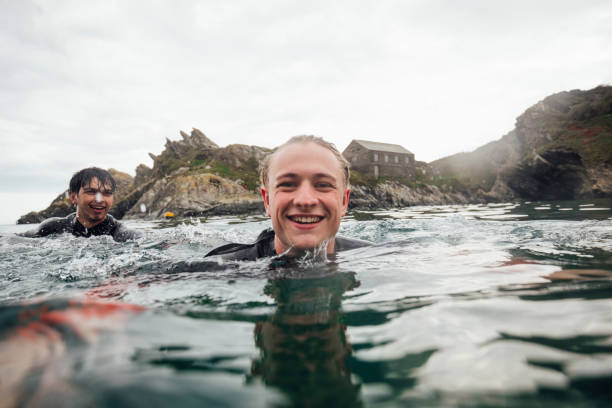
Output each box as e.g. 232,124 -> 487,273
164,212 -> 175,218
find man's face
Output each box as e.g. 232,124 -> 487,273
261,142 -> 350,254
70,177 -> 114,227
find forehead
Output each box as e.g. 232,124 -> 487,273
269,142 -> 342,180
81,177 -> 112,191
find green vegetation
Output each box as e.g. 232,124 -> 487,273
157,157 -> 184,175
349,170 -> 378,187
535,114 -> 612,166
190,157 -> 260,191
152,143 -> 262,191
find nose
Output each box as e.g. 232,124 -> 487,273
293,183 -> 318,208
95,192 -> 103,203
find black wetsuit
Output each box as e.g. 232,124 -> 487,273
19,212 -> 140,242
161,229 -> 371,273
204,228 -> 371,261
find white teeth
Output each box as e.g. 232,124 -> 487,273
291,216 -> 322,224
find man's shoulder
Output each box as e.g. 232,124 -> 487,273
19,213 -> 75,237
204,228 -> 371,261
205,228 -> 275,261
334,235 -> 372,251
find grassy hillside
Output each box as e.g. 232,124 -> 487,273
431,85 -> 612,195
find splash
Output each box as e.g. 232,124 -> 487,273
288,238 -> 332,268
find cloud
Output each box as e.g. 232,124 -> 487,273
1,0 -> 611,222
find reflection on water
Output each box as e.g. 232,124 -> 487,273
252,272 -> 361,407
0,199 -> 611,407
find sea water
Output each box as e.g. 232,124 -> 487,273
0,199 -> 611,407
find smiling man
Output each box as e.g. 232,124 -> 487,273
205,136 -> 370,261
20,167 -> 139,242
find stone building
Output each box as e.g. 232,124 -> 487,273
342,140 -> 416,178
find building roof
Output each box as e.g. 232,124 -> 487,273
351,140 -> 413,155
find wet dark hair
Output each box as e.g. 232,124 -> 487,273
69,167 -> 116,194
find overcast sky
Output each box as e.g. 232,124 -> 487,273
1,0 -> 611,224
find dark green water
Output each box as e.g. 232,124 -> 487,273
0,199 -> 611,407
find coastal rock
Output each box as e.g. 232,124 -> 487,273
109,178 -> 157,219
501,149 -> 591,200
213,144 -> 270,169
149,128 -> 219,176
432,85 -> 612,200
590,166 -> 612,197
109,168 -> 134,197
17,192 -> 73,224
125,172 -> 263,218
349,182 -> 472,209
133,164 -> 153,187
19,86 -> 612,224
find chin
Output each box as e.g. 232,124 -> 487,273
292,236 -> 330,251
88,214 -> 105,222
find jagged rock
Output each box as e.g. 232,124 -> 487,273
590,166 -> 612,197
148,128 -> 220,176
108,168 -> 133,197
109,178 -> 157,219
163,128 -> 218,158
349,182 -> 472,209
431,85 -> 612,200
21,87 -> 612,225
134,164 -> 153,187
125,172 -> 262,218
17,192 -> 73,224
213,144 -> 271,169
502,149 -> 591,200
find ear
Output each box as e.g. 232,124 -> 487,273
70,191 -> 77,205
261,187 -> 271,216
341,188 -> 350,217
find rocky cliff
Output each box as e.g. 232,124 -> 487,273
126,170 -> 263,218
18,86 -> 612,223
349,182 -> 471,209
432,85 -> 612,200
111,128 -> 271,219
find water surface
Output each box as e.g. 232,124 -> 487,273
1,199 -> 611,407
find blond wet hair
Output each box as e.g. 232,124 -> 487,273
259,135 -> 350,188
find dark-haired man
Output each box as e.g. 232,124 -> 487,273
205,136 -> 369,261
20,167 -> 139,242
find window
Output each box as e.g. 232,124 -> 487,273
405,156 -> 410,165
394,155 -> 399,163
384,154 -> 389,163
373,153 -> 378,161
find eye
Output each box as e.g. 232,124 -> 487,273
276,181 -> 296,188
316,182 -> 335,190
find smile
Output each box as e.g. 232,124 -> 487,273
89,204 -> 106,210
288,215 -> 323,224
